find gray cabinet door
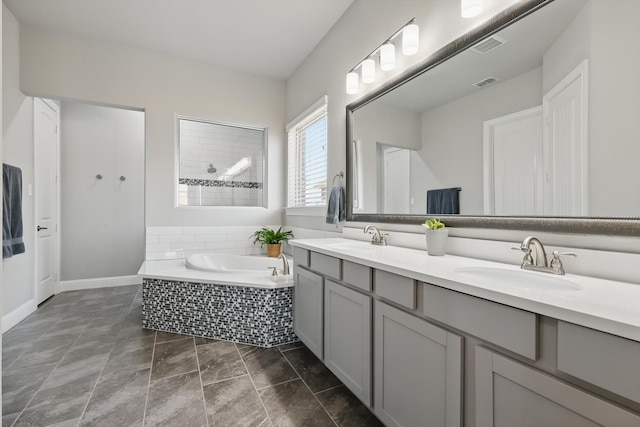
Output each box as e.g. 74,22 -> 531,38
324,280 -> 372,407
475,346 -> 640,427
374,301 -> 463,427
294,267 -> 324,359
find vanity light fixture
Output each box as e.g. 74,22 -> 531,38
402,23 -> 419,55
461,0 -> 483,18
380,42 -> 396,71
346,71 -> 359,95
361,58 -> 376,83
345,18 -> 418,94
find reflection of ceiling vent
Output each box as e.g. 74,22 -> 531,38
473,76 -> 500,88
471,35 -> 507,54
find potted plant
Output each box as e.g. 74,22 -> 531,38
422,218 -> 448,256
251,226 -> 294,257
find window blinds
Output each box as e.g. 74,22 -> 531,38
287,101 -> 328,208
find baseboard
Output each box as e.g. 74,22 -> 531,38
59,275 -> 142,292
2,299 -> 38,333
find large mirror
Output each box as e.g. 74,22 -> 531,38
346,0 -> 640,236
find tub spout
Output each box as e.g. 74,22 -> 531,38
278,254 -> 290,275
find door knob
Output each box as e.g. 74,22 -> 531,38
37,226 -> 48,231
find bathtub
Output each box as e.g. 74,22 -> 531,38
185,252 -> 288,276
138,253 -> 297,347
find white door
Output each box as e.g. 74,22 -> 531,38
34,98 -> 59,304
543,60 -> 588,216
483,106 -> 543,215
383,147 -> 410,214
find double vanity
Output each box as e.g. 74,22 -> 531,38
289,237 -> 640,427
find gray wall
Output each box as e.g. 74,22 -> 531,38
2,5 -> 35,318
19,24 -> 286,228
284,0 -> 520,231
414,67 -> 543,215
60,102 -> 144,281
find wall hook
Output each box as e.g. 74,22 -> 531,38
119,176 -> 127,182
96,174 -> 103,180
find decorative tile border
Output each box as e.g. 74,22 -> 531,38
179,178 -> 263,189
141,278 -> 297,348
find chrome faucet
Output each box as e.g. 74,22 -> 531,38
513,236 -> 576,275
364,225 -> 388,246
278,253 -> 290,275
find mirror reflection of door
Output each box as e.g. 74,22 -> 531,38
383,147 -> 410,214
484,106 -> 543,216
543,60 -> 588,216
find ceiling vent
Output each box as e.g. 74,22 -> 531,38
471,35 -> 507,54
473,76 -> 500,88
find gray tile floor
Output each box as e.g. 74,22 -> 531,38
2,285 -> 384,427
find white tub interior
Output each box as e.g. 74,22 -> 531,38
185,252 -> 288,275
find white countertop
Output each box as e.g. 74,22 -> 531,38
289,238 -> 640,342
137,259 -> 294,289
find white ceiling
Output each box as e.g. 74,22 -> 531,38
4,0 -> 353,80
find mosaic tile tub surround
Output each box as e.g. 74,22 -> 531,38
142,278 -> 297,347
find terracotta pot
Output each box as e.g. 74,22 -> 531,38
267,243 -> 282,258
425,229 -> 448,256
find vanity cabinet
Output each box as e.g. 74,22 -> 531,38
475,346 -> 640,427
324,279 -> 372,406
291,245 -> 640,427
293,266 -> 324,359
374,301 -> 463,427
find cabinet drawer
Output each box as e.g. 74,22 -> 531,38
557,321 -> 640,403
343,261 -> 372,292
293,247 -> 310,267
310,252 -> 342,280
374,270 -> 416,310
423,284 -> 538,360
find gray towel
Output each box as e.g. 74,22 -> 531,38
426,187 -> 461,215
326,186 -> 346,224
3,163 -> 26,258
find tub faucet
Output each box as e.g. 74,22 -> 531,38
513,236 -> 576,275
278,254 -> 290,275
364,225 -> 388,246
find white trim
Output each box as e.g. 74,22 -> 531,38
2,299 -> 38,333
286,95 -> 328,131
284,206 -> 326,217
59,275 -> 142,292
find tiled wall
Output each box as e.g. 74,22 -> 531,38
142,278 -> 296,347
145,226 -> 341,260
178,119 -> 264,207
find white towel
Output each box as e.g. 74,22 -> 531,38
326,186 -> 346,224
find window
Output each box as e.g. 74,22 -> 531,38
287,96 -> 328,208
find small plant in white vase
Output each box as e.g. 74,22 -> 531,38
422,218 -> 448,256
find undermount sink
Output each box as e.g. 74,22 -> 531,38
454,266 -> 582,291
325,241 -> 382,255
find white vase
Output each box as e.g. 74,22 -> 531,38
425,229 -> 448,256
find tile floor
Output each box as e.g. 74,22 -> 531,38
2,285 -> 384,427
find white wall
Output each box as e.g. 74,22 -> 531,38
60,102 -> 144,281
2,5 -> 35,320
588,0 -> 640,217
18,24 -> 286,228
284,0 -> 520,230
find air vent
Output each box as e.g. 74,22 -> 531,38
473,76 -> 500,88
471,35 -> 507,54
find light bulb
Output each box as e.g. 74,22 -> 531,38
380,43 -> 396,71
346,71 -> 359,94
461,0 -> 483,18
402,23 -> 419,56
361,58 -> 375,84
